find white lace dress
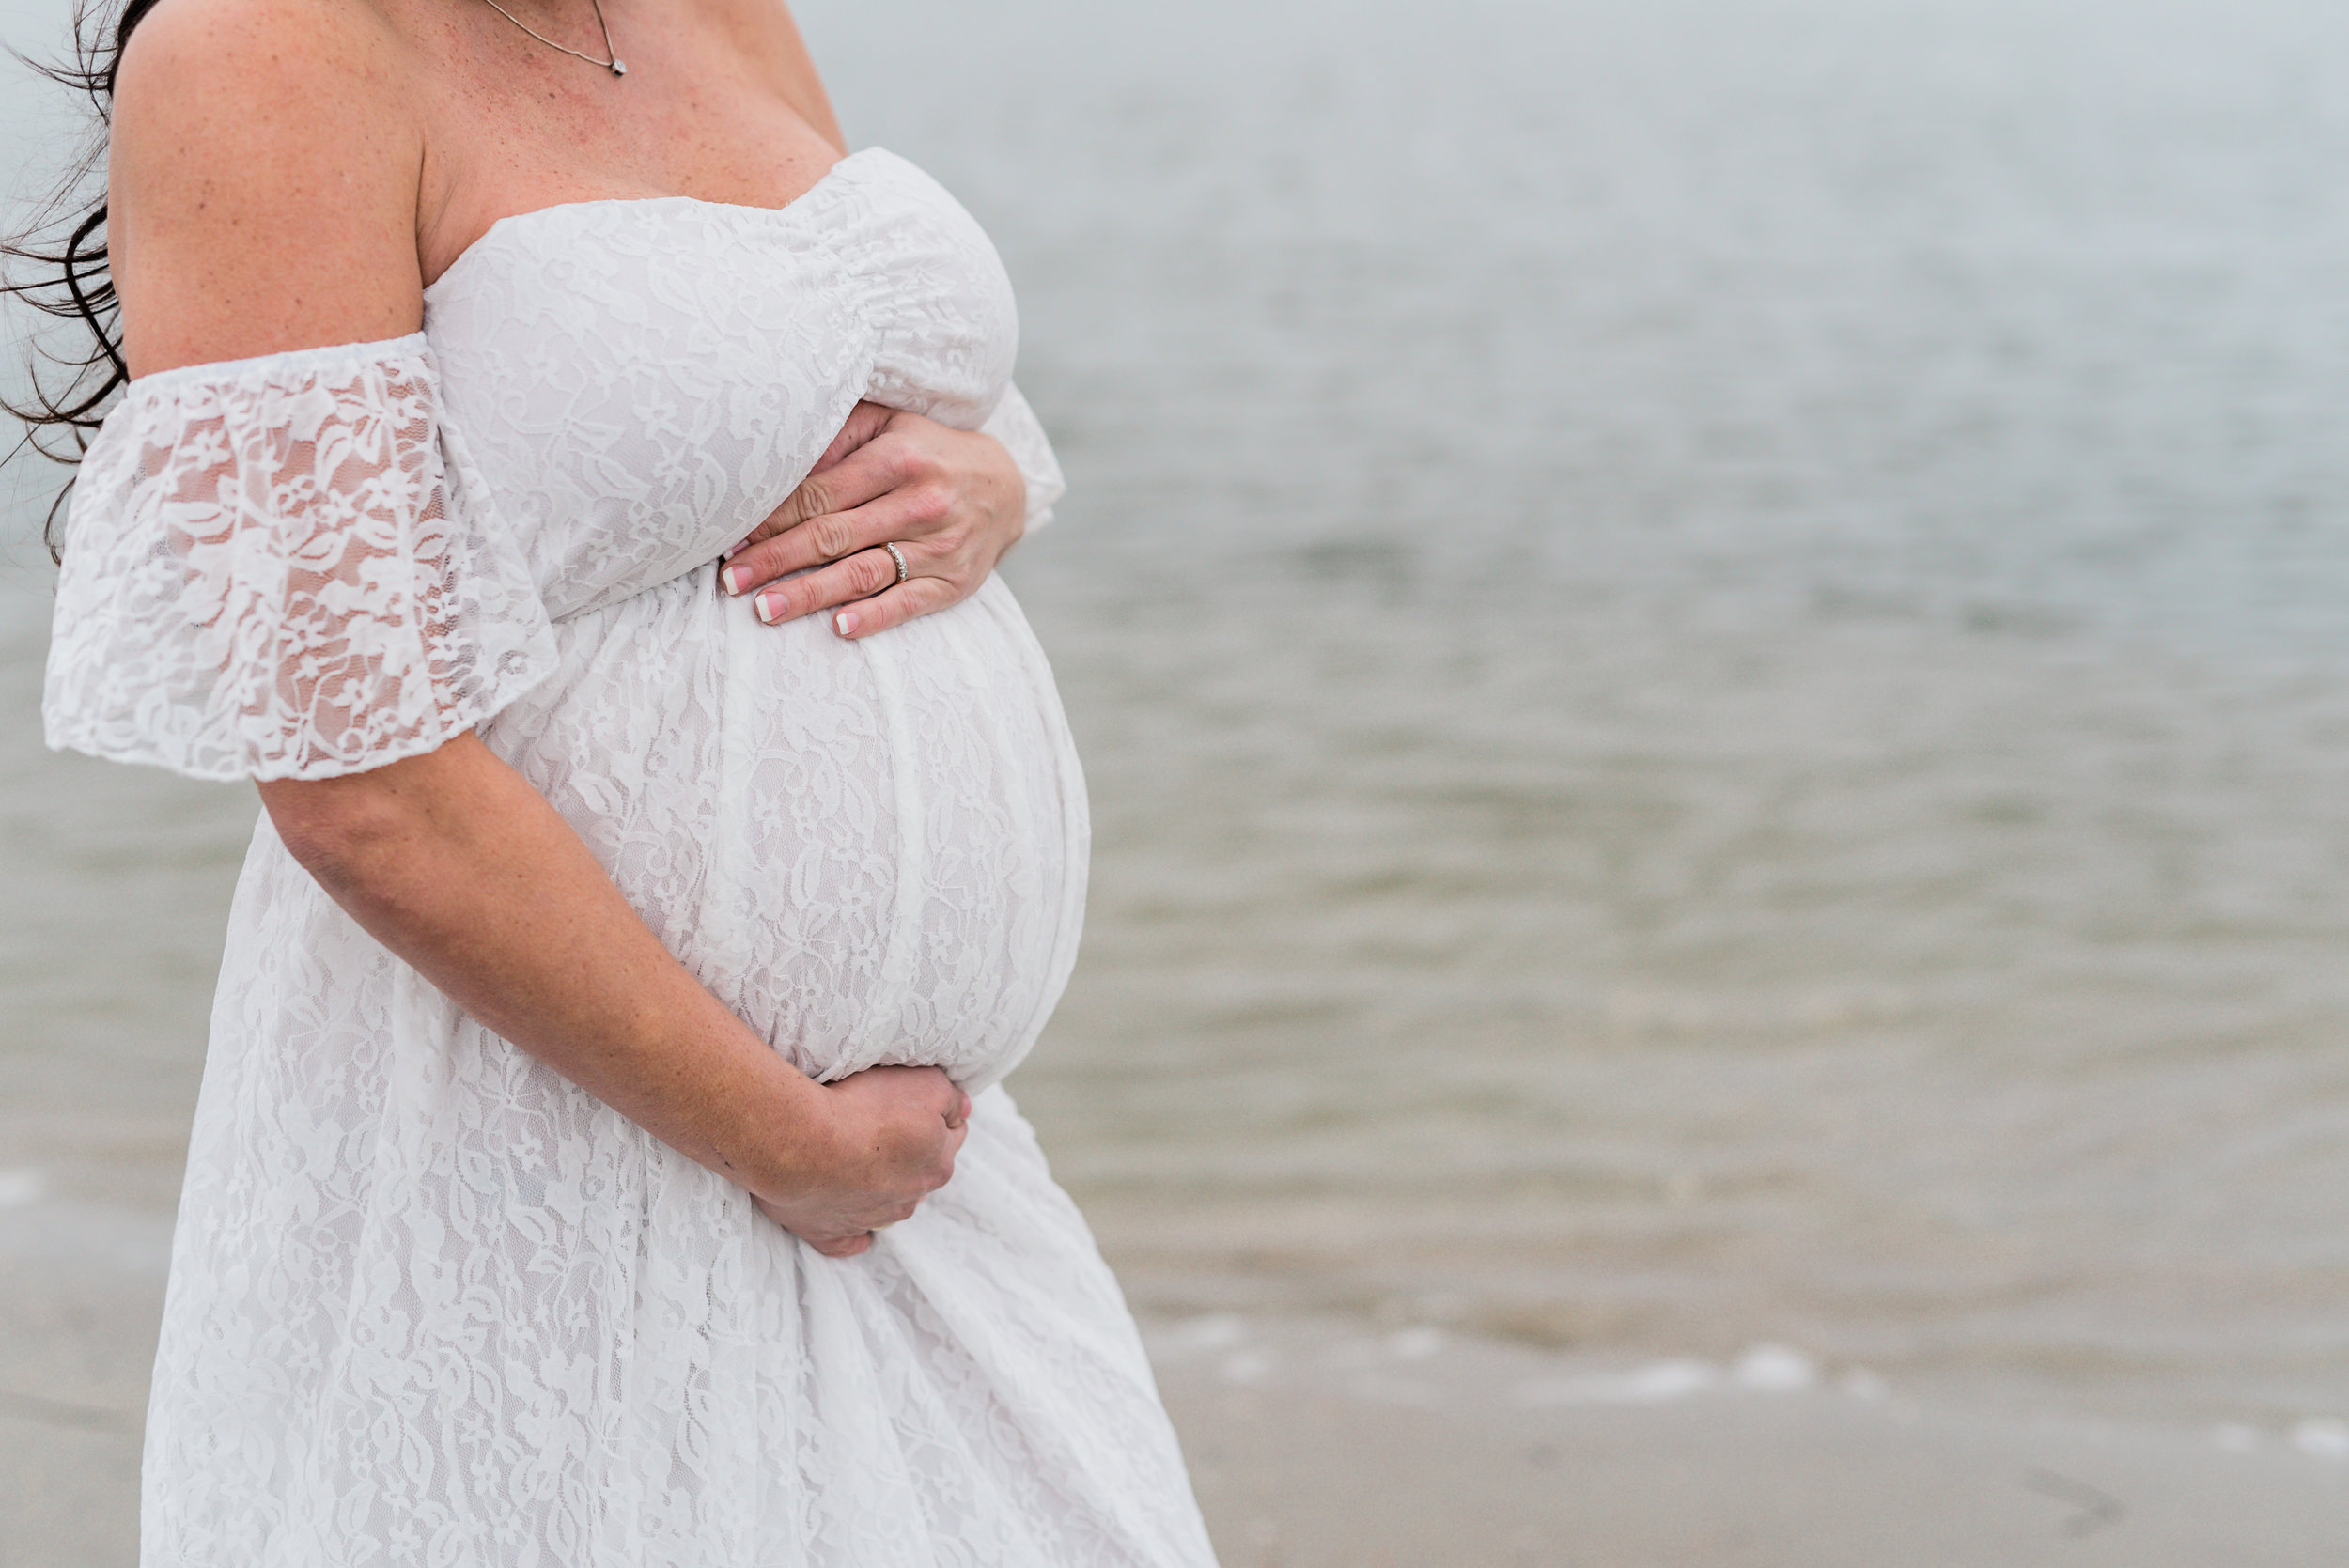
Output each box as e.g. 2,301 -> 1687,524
42,147 -> 1219,1568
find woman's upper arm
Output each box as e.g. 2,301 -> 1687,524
108,0 -> 426,377
44,2 -> 558,786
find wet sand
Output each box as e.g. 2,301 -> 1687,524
6,1187 -> 2342,1568
1148,1316 -> 2349,1567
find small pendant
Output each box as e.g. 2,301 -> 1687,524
610,58 -> 626,75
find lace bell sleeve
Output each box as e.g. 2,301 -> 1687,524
42,334 -> 556,782
980,381 -> 1067,534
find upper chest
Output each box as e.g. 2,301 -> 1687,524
389,0 -> 844,287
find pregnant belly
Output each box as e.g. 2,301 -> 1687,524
484,567 -> 1088,1094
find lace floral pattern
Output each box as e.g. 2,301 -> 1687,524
984,381 -> 1066,534
45,340 -> 554,780
44,149 -> 1215,1567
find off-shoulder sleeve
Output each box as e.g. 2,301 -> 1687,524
980,381 -> 1067,534
43,334 -> 556,782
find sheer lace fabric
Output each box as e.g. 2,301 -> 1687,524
44,148 -> 1212,1567
43,343 -> 555,780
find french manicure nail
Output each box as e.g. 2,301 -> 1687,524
721,566 -> 741,595
834,611 -> 858,637
757,592 -> 784,624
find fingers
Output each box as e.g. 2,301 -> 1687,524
751,1066 -> 966,1257
729,534 -> 967,641
887,1066 -> 965,1179
727,474 -> 958,599
717,411 -> 1027,644
738,544 -> 908,627
831,575 -> 959,640
782,1198 -> 922,1258
739,419 -> 938,557
730,403 -> 896,554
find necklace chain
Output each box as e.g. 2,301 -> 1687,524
472,0 -> 626,76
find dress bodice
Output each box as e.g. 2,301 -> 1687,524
42,147 -> 1062,784
424,147 -> 1021,622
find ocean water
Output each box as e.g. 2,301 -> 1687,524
7,0 -> 2349,1438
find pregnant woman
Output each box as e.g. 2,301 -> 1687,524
20,0 -> 1219,1560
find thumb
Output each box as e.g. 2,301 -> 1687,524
813,400 -> 894,474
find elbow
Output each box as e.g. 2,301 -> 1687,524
256,737 -> 498,924
257,775 -> 420,894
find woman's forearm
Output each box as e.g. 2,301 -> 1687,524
257,733 -> 836,1202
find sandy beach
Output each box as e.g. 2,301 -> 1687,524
1151,1316 -> 2349,1567
7,1196 -> 2344,1568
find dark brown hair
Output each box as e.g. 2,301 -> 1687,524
4,0 -> 163,559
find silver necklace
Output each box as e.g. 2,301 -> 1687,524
473,0 -> 626,75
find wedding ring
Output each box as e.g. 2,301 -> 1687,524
883,541 -> 910,585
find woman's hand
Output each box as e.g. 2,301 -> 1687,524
717,402 -> 1027,639
754,1066 -> 973,1258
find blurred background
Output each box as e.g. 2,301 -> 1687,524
7,0 -> 2349,1561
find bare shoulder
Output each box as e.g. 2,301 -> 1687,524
111,0 -> 428,375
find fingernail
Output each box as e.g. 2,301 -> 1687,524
721,566 -> 741,595
757,592 -> 784,624
834,611 -> 858,637
721,536 -> 754,561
